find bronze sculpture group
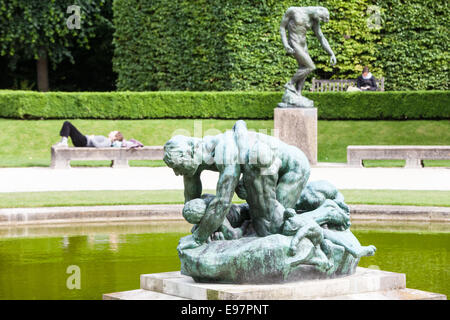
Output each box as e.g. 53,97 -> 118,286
164,120 -> 375,283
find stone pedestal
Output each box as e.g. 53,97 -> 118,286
274,108 -> 317,165
103,267 -> 446,300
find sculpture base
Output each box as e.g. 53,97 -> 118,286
274,107 -> 317,165
103,268 -> 446,300
279,85 -> 314,108
177,234 -> 359,284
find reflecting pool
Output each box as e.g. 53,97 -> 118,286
0,221 -> 448,300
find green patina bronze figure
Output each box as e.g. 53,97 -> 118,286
278,6 -> 336,108
183,194 -> 251,242
164,120 -> 311,248
164,120 -> 376,283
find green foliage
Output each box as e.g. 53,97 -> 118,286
0,90 -> 448,120
1,0 -> 447,92
0,90 -> 277,119
0,0 -> 112,68
113,0 -> 382,91
113,0 -> 230,91
310,91 -> 450,120
374,0 -> 449,91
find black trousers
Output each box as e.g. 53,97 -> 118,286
59,121 -> 87,147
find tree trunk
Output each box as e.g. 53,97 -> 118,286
36,47 -> 49,92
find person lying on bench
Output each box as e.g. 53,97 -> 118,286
54,121 -> 124,148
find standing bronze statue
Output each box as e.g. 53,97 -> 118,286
278,6 -> 336,108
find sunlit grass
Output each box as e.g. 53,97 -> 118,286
0,189 -> 449,208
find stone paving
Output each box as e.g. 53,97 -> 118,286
0,165 -> 449,193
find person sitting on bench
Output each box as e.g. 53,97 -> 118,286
357,66 -> 377,91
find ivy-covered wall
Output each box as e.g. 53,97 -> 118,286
374,0 -> 449,91
113,0 -> 383,91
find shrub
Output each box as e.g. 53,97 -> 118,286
0,90 -> 448,120
308,90 -> 450,120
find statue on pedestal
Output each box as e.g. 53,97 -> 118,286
278,6 -> 337,108
164,120 -> 376,284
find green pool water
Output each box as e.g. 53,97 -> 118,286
0,221 -> 448,300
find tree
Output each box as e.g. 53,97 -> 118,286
0,0 -> 112,91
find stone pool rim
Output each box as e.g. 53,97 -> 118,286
0,204 -> 448,226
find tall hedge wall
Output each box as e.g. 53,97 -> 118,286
1,90 -> 448,120
113,0 -> 449,92
113,0 -> 382,91
374,0 -> 449,91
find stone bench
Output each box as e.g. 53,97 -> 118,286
51,146 -> 164,169
347,145 -> 450,168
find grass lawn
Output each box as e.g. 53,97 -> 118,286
0,189 -> 449,208
0,118 -> 449,167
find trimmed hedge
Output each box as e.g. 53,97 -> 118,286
0,90 -> 448,120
